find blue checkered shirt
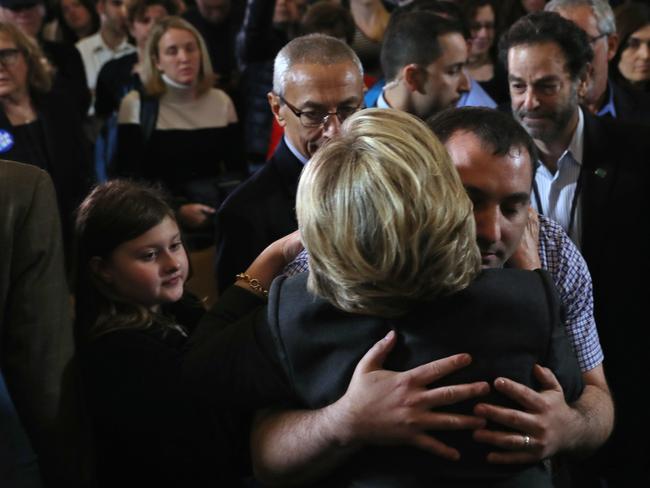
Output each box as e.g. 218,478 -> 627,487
284,214 -> 603,372
536,215 -> 603,372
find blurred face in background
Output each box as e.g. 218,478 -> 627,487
98,0 -> 128,34
0,2 -> 45,38
273,0 -> 305,25
130,4 -> 168,49
0,32 -> 29,99
555,4 -> 617,108
61,0 -> 93,36
196,0 -> 229,24
469,4 -> 495,59
618,24 -> 650,85
156,27 -> 201,86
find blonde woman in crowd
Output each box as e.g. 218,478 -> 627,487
114,16 -> 246,249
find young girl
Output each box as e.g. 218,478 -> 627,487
74,180 -> 230,487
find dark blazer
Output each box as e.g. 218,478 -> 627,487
94,52 -> 139,117
215,137 -> 303,291
41,40 -> 91,116
608,79 -> 650,126
187,269 -> 584,487
576,112 -> 650,482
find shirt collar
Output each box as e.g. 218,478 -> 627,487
284,136 -> 309,165
559,107 -> 585,166
377,89 -> 391,109
596,81 -> 617,118
92,33 -> 133,54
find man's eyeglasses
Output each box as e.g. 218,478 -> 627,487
0,49 -> 21,67
278,95 -> 362,128
589,33 -> 608,45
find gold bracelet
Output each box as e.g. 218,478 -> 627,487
235,273 -> 269,297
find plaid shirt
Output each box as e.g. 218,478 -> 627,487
536,215 -> 603,372
284,214 -> 603,372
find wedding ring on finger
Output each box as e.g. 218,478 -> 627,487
522,435 -> 531,448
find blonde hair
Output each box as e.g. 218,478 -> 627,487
0,22 -> 53,94
140,16 -> 214,97
296,108 -> 480,317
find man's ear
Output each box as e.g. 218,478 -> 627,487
403,64 -> 425,94
96,0 -> 106,16
268,92 -> 286,127
578,66 -> 591,100
606,33 -> 619,62
89,256 -> 113,285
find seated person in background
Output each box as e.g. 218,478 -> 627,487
181,0 -> 242,94
42,0 -> 100,44
114,16 -> 246,250
75,0 -> 135,104
74,180 -> 226,487
185,108 -> 584,487
93,0 -> 176,180
0,0 -> 91,115
0,22 -> 93,261
94,0 -> 177,118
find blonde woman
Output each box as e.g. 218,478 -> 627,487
114,16 -> 246,248
187,108 -> 584,487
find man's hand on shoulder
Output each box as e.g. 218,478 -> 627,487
472,364 -> 612,463
327,330 -> 490,461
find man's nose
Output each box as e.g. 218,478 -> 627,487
458,69 -> 471,93
322,113 -> 343,139
476,207 -> 501,244
522,88 -> 539,111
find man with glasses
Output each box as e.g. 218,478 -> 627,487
214,33 -> 364,292
501,11 -> 650,486
546,0 -> 650,123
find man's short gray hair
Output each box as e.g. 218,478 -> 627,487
272,33 -> 363,96
545,0 -> 616,36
